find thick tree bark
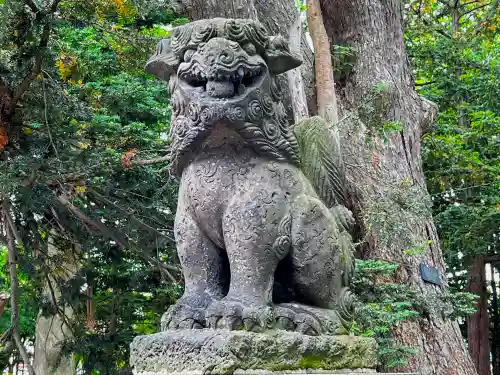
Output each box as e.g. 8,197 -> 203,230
320,1 -> 477,374
33,238 -> 77,375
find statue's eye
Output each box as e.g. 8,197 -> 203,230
184,49 -> 195,62
243,43 -> 256,56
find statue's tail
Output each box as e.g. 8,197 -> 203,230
293,116 -> 347,209
294,116 -> 357,329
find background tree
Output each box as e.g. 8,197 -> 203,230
406,1 -> 500,374
0,0 -> 184,373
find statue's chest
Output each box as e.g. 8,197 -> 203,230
180,148 -> 258,242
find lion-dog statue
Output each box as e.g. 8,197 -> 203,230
146,18 -> 357,336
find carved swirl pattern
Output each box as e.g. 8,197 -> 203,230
337,287 -> 357,330
171,25 -> 192,56
247,100 -> 263,122
224,19 -> 248,45
191,23 -> 217,46
199,107 -> 215,125
226,106 -> 245,122
186,102 -> 200,122
244,22 -> 269,52
262,120 -> 280,141
261,94 -> 275,117
171,115 -> 190,139
270,75 -> 285,102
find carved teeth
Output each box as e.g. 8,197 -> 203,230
237,67 -> 244,78
237,83 -> 246,96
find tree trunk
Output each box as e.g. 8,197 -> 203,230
176,0 -> 477,374
468,257 -> 491,375
320,1 -> 477,374
33,238 -> 78,375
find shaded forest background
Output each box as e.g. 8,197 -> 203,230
0,0 -> 498,374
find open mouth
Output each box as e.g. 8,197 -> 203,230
180,65 -> 265,99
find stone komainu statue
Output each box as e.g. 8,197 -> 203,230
146,18 -> 357,335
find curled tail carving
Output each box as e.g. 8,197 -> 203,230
294,116 -> 357,329
293,116 -> 347,209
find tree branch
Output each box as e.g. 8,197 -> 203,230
460,3 -> 490,18
56,194 -> 130,249
131,155 -> 170,166
88,189 -> 167,238
2,201 -> 36,375
9,0 -> 62,112
25,0 -> 39,13
56,195 -> 181,281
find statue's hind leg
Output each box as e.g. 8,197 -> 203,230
290,195 -> 345,309
162,196 -> 228,330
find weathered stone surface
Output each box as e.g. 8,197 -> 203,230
130,329 -> 378,374
145,18 -> 357,336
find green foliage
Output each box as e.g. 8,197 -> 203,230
406,0 -> 500,336
294,0 -> 307,12
0,0 -> 184,373
362,179 -> 431,249
352,259 -> 420,370
352,257 -> 477,370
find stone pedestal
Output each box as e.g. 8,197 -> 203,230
130,329 -> 378,375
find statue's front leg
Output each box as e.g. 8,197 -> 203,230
162,197 -> 227,330
206,190 -> 290,332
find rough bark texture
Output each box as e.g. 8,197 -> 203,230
33,239 -> 77,375
320,1 -> 477,375
286,12 -> 309,123
176,0 -> 317,118
468,257 -> 491,375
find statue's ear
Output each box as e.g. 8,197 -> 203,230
264,36 -> 302,75
145,38 -> 180,81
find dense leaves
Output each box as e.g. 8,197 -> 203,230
0,0 -> 184,372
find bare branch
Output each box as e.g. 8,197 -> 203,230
56,194 -> 130,249
89,189 -> 166,237
41,77 -> 59,159
56,195 -> 181,280
131,155 -> 170,166
460,3 -> 490,18
25,0 -> 39,13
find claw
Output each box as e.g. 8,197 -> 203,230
294,313 -> 321,336
221,316 -> 244,330
206,315 -> 221,329
276,316 -> 295,331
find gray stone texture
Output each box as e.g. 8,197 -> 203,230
145,17 -> 358,336
130,329 -> 378,374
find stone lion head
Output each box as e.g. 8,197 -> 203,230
146,18 -> 302,177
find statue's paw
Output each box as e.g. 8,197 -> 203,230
206,298 -> 273,332
161,295 -> 211,330
274,305 -> 323,336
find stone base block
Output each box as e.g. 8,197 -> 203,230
130,329 -> 378,375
